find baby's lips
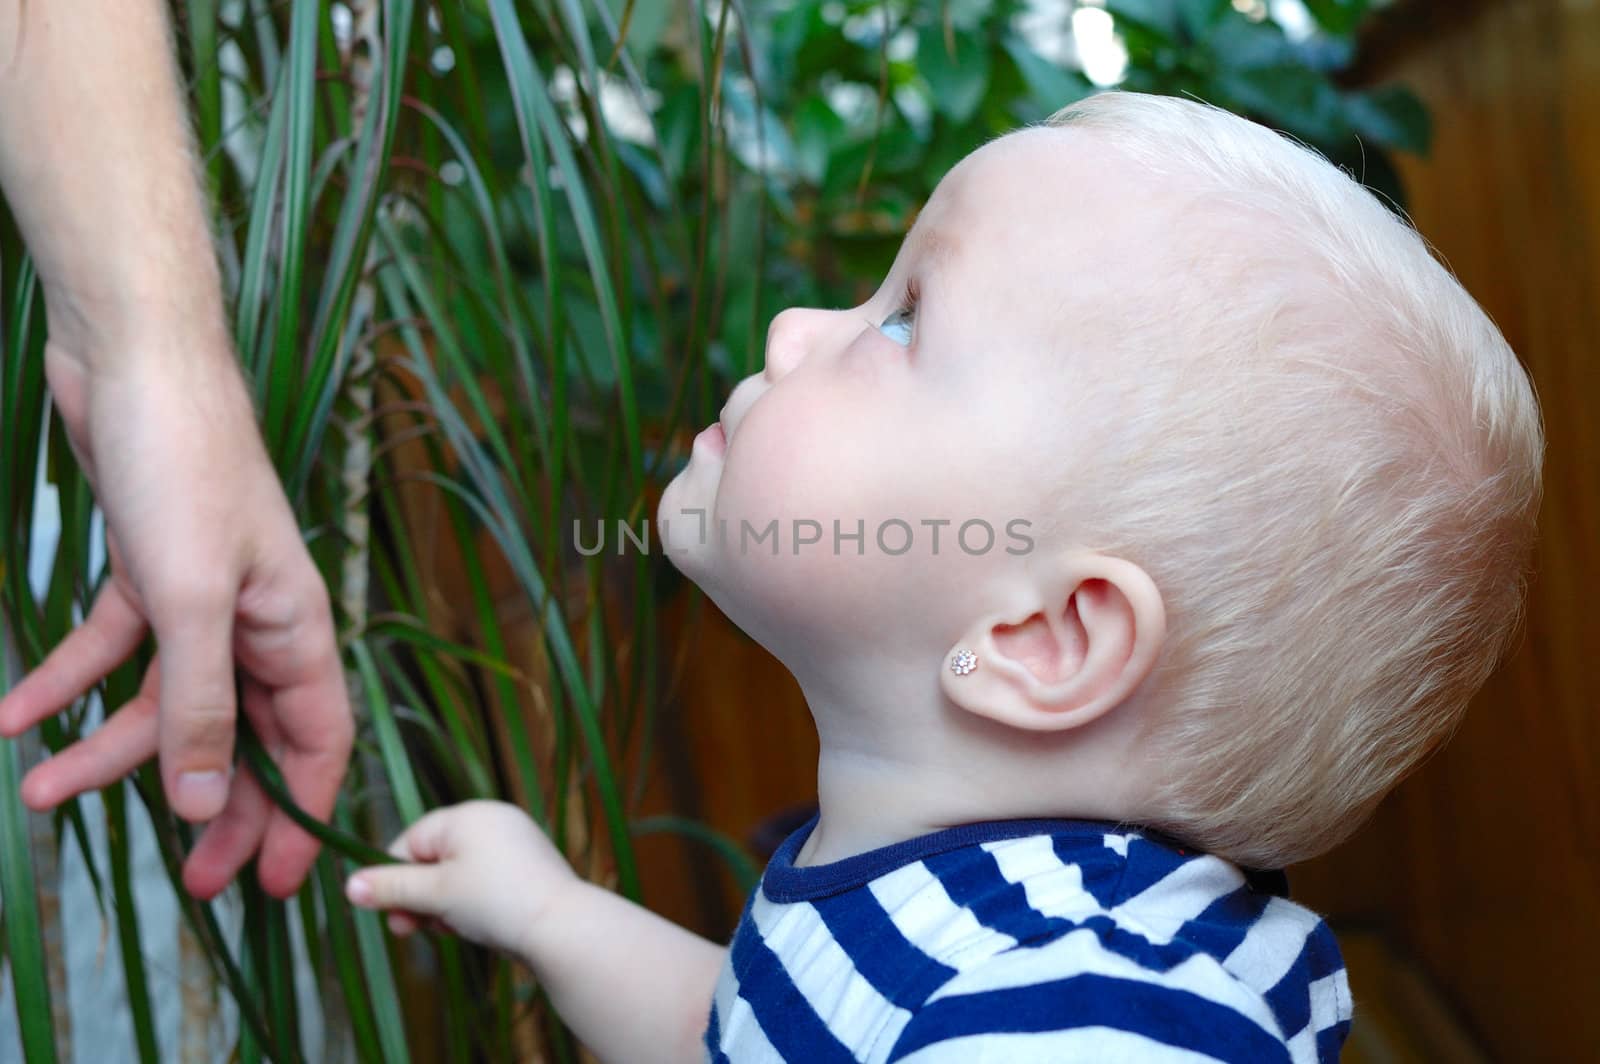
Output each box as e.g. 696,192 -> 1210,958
694,421 -> 727,455
718,377 -> 764,441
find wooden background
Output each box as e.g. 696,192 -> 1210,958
621,1 -> 1600,1060
1292,0 -> 1600,1058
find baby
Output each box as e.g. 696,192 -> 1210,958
344,90 -> 1544,1062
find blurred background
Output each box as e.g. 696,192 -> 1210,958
1,0 -> 1594,1061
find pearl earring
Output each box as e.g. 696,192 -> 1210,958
950,649 -> 978,675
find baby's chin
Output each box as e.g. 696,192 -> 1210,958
654,476 -> 711,578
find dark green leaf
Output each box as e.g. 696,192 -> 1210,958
1104,0 -> 1182,41
1001,36 -> 1093,118
1205,16 -> 1297,70
945,0 -> 998,31
1213,64 -> 1352,145
1300,0 -> 1371,38
1344,84 -> 1432,156
0,736 -> 57,1063
916,21 -> 991,123
1177,0 -> 1233,37
105,781 -> 159,1064
1291,33 -> 1358,73
794,96 -> 846,185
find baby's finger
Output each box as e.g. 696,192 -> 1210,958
384,807 -> 458,863
387,911 -> 420,936
383,910 -> 449,938
345,864 -> 446,916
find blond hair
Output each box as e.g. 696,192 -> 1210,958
1040,91 -> 1544,867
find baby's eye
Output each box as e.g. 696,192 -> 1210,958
877,305 -> 915,346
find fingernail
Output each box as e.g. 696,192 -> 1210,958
346,875 -> 374,906
176,770 -> 230,818
20,776 -> 51,811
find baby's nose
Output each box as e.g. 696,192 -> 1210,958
762,307 -> 832,381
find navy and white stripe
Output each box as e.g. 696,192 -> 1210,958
703,812 -> 1352,1062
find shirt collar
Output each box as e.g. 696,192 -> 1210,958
761,810 -> 1148,903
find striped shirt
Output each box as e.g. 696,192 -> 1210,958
703,812 -> 1352,1062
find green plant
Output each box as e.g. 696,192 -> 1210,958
0,1 -> 1430,1061
5,1 -> 746,1058
704,0 -> 1426,359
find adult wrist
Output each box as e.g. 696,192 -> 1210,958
40,264 -> 232,377
45,306 -> 244,387
42,329 -> 264,468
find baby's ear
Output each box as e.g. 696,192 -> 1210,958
940,554 -> 1166,732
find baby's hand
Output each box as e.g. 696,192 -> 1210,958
344,800 -> 580,963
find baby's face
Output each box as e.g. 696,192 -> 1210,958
658,127 -> 1172,669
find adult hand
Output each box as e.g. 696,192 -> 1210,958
0,336 -> 354,900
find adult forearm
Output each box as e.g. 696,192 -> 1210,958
522,880 -> 727,1064
0,0 -> 227,361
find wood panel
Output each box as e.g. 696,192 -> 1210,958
627,589 -> 819,942
1289,1 -> 1600,1059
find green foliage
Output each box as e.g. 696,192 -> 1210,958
1101,0 -> 1425,209
0,1 -> 1430,1060
674,0 -> 1423,373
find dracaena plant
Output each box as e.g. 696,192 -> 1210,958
2,1 -> 761,1059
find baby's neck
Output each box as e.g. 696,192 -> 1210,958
790,685 -> 1145,868
792,748 -> 979,867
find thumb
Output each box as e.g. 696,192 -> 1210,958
153,597 -> 239,821
345,864 -> 448,916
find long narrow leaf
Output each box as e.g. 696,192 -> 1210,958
363,615 -> 524,681
339,793 -> 412,1064
236,69 -> 290,381
351,640 -> 422,818
104,780 -> 160,1064
237,712 -> 398,868
284,0 -> 417,502
313,856 -> 387,1062
486,0 -> 643,494
632,814 -> 760,897
185,0 -> 225,200
259,0 -> 320,455
128,765 -> 283,1060
0,735 -> 57,1064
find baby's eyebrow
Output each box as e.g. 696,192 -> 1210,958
913,225 -> 960,274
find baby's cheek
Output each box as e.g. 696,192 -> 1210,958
714,430 -> 853,557
708,423 -> 893,616
710,452 -> 967,654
